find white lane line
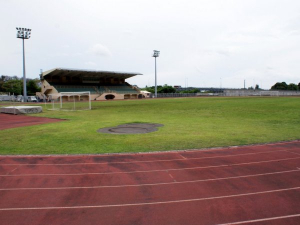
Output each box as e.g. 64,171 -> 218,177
218,213 -> 300,225
0,149 -> 294,166
167,171 -> 177,182
0,186 -> 299,211
287,150 -> 300,156
1,156 -> 299,177
0,169 -> 298,191
6,166 -> 19,175
178,154 -> 187,159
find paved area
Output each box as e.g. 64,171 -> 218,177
0,141 -> 300,224
0,113 -> 64,130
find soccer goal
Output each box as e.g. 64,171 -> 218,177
47,92 -> 91,111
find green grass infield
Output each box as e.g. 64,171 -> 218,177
1,97 -> 300,155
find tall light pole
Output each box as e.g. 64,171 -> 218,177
152,50 -> 160,98
16,27 -> 31,102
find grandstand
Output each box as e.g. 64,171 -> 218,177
40,68 -> 143,100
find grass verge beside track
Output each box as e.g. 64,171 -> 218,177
0,97 -> 300,155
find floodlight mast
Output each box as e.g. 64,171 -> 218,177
16,27 -> 31,102
152,50 -> 160,98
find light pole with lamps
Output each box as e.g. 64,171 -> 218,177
152,50 -> 160,98
16,27 -> 31,102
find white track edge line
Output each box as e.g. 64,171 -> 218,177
218,213 -> 300,225
0,149 -> 293,166
0,186 -> 299,211
1,156 -> 300,177
1,140 -> 299,158
0,169 -> 299,191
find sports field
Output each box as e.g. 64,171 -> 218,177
1,97 -> 300,155
1,96 -> 300,224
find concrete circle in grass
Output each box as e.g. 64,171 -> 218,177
97,123 -> 164,134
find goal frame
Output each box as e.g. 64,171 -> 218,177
48,92 -> 91,111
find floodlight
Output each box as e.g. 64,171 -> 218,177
152,50 -> 160,57
152,50 -> 160,98
16,27 -> 32,102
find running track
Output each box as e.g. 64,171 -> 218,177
0,141 -> 300,225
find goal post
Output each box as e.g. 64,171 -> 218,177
47,92 -> 91,111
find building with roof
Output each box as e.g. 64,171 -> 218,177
40,68 -> 143,100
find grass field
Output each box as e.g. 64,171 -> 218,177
1,97 -> 300,155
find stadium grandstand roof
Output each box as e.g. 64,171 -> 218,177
42,68 -> 143,79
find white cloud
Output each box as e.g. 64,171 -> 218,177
88,44 -> 112,57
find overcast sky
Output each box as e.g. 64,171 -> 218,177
1,0 -> 300,89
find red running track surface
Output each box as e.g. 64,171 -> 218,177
0,141 -> 300,225
0,113 -> 64,130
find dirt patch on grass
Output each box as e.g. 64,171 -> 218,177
97,123 -> 164,134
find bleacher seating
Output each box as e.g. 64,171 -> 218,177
53,84 -> 139,95
98,86 -> 107,93
104,84 -> 139,94
53,85 -> 97,94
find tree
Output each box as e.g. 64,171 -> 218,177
271,82 -> 288,90
144,85 -> 176,93
145,86 -> 155,93
27,79 -> 41,95
158,84 -> 176,93
287,83 -> 298,91
2,79 -> 23,95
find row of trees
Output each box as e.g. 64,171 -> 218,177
144,82 -> 300,93
144,85 -> 200,93
271,82 -> 300,91
144,85 -> 177,93
0,75 -> 41,96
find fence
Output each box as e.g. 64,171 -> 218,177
151,93 -> 197,98
223,90 -> 300,97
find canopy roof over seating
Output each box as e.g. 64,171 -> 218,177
42,68 -> 143,79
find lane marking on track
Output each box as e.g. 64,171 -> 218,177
0,149 -> 295,166
0,186 -> 299,211
0,169 -> 298,191
218,213 -> 300,225
286,150 -> 300,156
6,166 -> 19,175
178,154 -> 187,160
166,171 -> 177,182
0,157 -> 299,177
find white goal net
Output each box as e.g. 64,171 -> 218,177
47,92 -> 91,111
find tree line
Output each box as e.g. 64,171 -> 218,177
143,82 -> 300,93
144,85 -> 201,93
271,82 -> 300,91
0,75 -> 41,96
